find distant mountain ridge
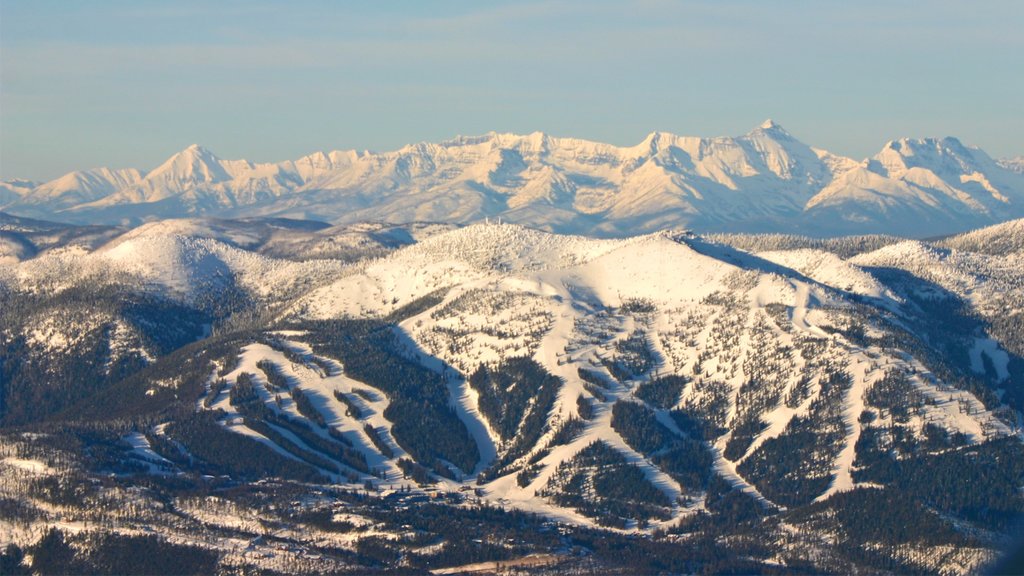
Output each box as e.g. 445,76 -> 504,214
4,122 -> 1023,237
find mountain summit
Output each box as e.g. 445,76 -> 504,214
4,123 -> 1022,237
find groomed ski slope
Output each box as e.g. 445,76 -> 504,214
166,223 -> 1017,531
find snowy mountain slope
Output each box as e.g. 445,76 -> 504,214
0,223 -> 349,308
3,217 -> 1023,574
236,122 -> 855,235
70,215 -> 450,263
257,221 -> 455,262
803,138 -> 1024,235
8,124 -> 1023,237
0,211 -> 124,262
290,224 -> 697,321
108,217 -> 330,251
80,144 -> 301,208
0,287 -> 209,425
276,223 -> 1016,533
872,137 -> 1019,208
755,248 -> 899,301
0,180 -> 36,207
850,240 -> 1017,305
0,216 -> 455,309
1000,156 -> 1024,174
703,231 -> 902,259
0,232 -> 36,264
0,211 -> 71,233
1,145 -> 303,223
852,235 -> 1024,365
94,234 -> 348,302
200,338 -> 410,483
11,167 -> 142,211
936,217 -> 1024,255
803,165 -> 981,235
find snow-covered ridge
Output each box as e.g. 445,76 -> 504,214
998,156 -> 1024,174
6,122 -> 1023,238
936,217 -> 1024,255
851,240 -> 985,296
756,248 -> 898,301
3,227 -> 350,305
394,223 -> 658,272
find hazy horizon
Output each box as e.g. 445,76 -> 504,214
2,0 -> 1022,182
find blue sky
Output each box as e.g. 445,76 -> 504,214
2,0 -> 1022,181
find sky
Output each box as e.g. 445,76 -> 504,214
1,0 -> 1022,182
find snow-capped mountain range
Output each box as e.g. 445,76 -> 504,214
4,121 -> 1022,237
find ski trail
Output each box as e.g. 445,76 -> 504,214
816,351 -> 872,501
211,342 -> 407,482
790,281 -> 828,337
710,444 -> 777,509
393,320 -> 499,477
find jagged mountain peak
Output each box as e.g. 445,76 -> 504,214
881,138 -> 1018,198
163,143 -> 221,164
741,120 -> 801,150
885,135 -> 971,151
638,130 -> 687,154
289,149 -> 361,174
437,131 -> 555,155
874,136 -> 984,172
748,118 -> 793,137
6,127 -> 1023,238
19,167 -> 144,207
146,143 -> 232,184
